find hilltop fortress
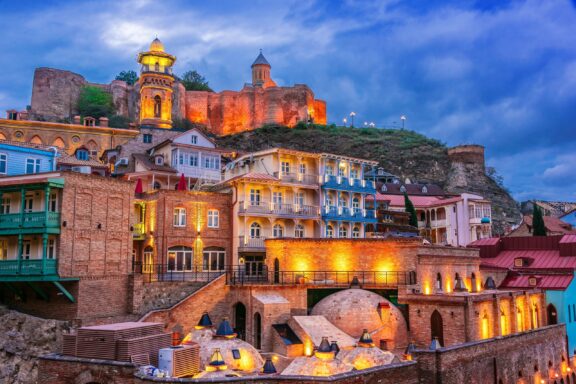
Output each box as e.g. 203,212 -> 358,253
28,39 -> 327,135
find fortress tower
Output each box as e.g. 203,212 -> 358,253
137,38 -> 176,128
251,50 -> 276,88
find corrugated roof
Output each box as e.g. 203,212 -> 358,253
371,193 -> 463,208
469,237 -> 500,246
500,274 -> 574,290
560,235 -> 576,244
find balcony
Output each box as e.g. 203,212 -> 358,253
133,223 -> 146,240
173,164 -> 222,182
431,219 -> 447,228
238,236 -> 266,252
0,212 -> 61,234
238,201 -> 320,218
470,217 -> 491,225
273,172 -> 319,186
322,206 -> 377,222
0,259 -> 58,277
322,175 -> 376,193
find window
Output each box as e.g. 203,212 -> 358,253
49,193 -> 57,212
167,246 -> 193,271
0,240 -> 7,260
173,208 -> 186,227
352,197 -> 360,212
339,196 -> 347,207
326,194 -> 334,207
325,165 -> 334,176
272,192 -> 283,208
250,222 -> 261,238
24,194 -> 34,213
154,96 -> 162,118
191,135 -> 198,144
295,224 -> 305,238
299,163 -> 306,175
338,166 -> 345,177
250,189 -> 261,206
26,158 -> 41,174
517,307 -> 524,332
294,192 -> 305,206
143,134 -> 153,143
207,209 -> 219,228
48,239 -> 56,259
155,156 -> 164,165
339,225 -> 348,238
203,247 -> 225,271
189,153 -> 198,167
436,273 -> 443,291
381,184 -> 387,192
0,153 -> 7,174
0,198 -> 10,214
76,149 -> 89,161
179,153 -> 185,165
326,225 -> 334,238
273,224 -> 284,238
143,247 -> 154,273
422,186 -> 428,193
22,240 -> 31,259
350,169 -> 358,179
400,185 -> 407,193
204,155 -> 220,169
352,226 -> 360,238
281,161 -> 290,175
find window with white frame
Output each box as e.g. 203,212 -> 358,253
352,226 -> 360,238
22,240 -> 31,259
350,168 -> 358,179
24,194 -> 34,213
143,247 -> 154,273
339,225 -> 348,238
0,239 -> 7,260
352,197 -> 360,211
295,224 -> 305,238
0,153 -> 7,174
326,194 -> 334,207
326,225 -> 334,238
48,239 -> 56,259
299,163 -> 306,175
26,158 -> 41,174
173,207 -> 186,227
49,193 -> 58,212
338,166 -> 345,177
273,224 -> 284,238
203,247 -> 225,271
281,161 -> 290,175
207,209 -> 219,228
0,198 -> 10,214
339,196 -> 348,207
325,165 -> 334,176
189,153 -> 199,167
155,155 -> 164,165
191,135 -> 198,145
250,222 -> 261,238
294,192 -> 305,206
250,189 -> 261,206
272,192 -> 283,208
204,155 -> 220,169
179,153 -> 185,165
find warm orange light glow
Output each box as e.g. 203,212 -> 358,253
481,314 -> 489,339
352,356 -> 373,370
424,281 -> 431,295
445,280 -> 452,293
500,311 -> 508,336
304,340 -> 314,357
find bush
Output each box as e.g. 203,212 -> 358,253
108,115 -> 131,128
76,86 -> 114,118
179,70 -> 213,92
115,70 -> 138,85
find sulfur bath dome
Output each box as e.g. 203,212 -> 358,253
311,288 -> 408,349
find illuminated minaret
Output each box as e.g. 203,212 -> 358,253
137,38 -> 176,128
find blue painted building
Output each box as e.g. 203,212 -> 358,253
319,153 -> 378,238
561,210 -> 576,228
0,142 -> 58,176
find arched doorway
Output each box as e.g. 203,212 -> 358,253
234,303 -> 246,341
274,258 -> 280,284
431,310 -> 444,347
254,312 -> 262,349
547,304 -> 558,325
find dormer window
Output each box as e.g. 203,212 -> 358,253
76,148 -> 89,161
528,276 -> 538,287
400,185 -> 407,193
422,186 -> 428,193
155,155 -> 164,166
83,117 -> 95,127
191,135 -> 198,145
381,185 -> 387,192
514,257 -> 534,267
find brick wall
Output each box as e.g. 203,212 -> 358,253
37,355 -> 135,384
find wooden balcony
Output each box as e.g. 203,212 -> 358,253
238,201 -> 320,218
0,259 -> 58,277
0,211 -> 61,234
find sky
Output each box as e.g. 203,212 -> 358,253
0,0 -> 575,202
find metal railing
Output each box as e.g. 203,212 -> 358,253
238,201 -> 319,217
133,262 -> 225,283
322,206 -> 377,220
273,172 -> 319,185
238,236 -> 266,250
226,266 -> 416,287
0,259 -> 58,276
323,175 -> 376,191
0,211 -> 60,229
133,223 -> 146,240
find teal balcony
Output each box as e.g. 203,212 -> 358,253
0,212 -> 61,235
133,222 -> 146,240
0,259 -> 58,277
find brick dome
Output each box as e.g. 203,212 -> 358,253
311,289 -> 408,350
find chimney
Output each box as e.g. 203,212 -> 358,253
99,117 -> 109,127
73,115 -> 81,125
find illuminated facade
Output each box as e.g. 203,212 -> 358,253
137,38 -> 176,128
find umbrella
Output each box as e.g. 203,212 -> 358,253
177,173 -> 187,191
135,178 -> 143,194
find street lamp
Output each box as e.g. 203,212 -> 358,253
400,115 -> 407,129
369,122 -> 375,127
342,117 -> 347,127
349,112 -> 356,127
363,121 -> 368,127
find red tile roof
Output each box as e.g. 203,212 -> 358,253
370,193 -> 463,208
500,274 -> 574,290
521,215 -> 576,234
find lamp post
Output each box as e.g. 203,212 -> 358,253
342,117 -> 347,127
400,115 -> 406,129
350,112 -> 356,127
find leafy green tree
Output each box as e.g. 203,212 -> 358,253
179,70 -> 213,91
115,70 -> 138,85
404,192 -> 418,227
532,205 -> 547,236
108,115 -> 130,129
76,86 -> 115,118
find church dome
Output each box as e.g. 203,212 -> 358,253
311,289 -> 408,350
149,38 -> 165,52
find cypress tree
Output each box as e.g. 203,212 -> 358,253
532,205 -> 547,236
404,192 -> 418,228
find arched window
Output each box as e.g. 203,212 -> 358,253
154,95 -> 162,118
154,62 -> 160,72
381,184 -> 387,192
352,226 -> 360,238
143,246 -> 154,273
339,225 -> 348,238
75,148 -> 89,161
53,137 -> 65,148
273,224 -> 284,238
202,247 -> 225,271
234,302 -> 247,340
0,132 -> 6,140
430,310 -> 444,347
547,303 -> 557,325
30,135 -> 43,145
352,197 -> 360,213
436,273 -> 443,291
295,224 -> 304,238
481,311 -> 490,339
167,246 -> 193,272
517,307 -> 524,332
500,308 -> 508,336
326,225 -> 334,238
422,186 -> 428,193
250,222 -> 261,238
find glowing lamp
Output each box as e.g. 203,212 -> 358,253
315,337 -> 335,360
195,311 -> 213,330
404,341 -> 416,361
358,329 -> 375,348
215,317 -> 237,339
262,358 -> 277,374
206,348 -> 227,371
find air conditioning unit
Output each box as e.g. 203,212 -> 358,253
158,345 -> 200,378
71,166 -> 91,174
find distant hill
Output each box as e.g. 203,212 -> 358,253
215,123 -> 521,234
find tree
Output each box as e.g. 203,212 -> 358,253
404,192 -> 418,228
179,70 -> 213,91
76,86 -> 115,118
115,70 -> 138,85
532,205 -> 547,236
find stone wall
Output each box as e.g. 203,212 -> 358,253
136,281 -> 207,315
415,324 -> 568,384
37,355 -> 135,384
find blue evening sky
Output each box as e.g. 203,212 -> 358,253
0,0 -> 575,201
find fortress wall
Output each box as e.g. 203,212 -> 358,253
30,68 -> 87,121
185,90 -> 211,125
